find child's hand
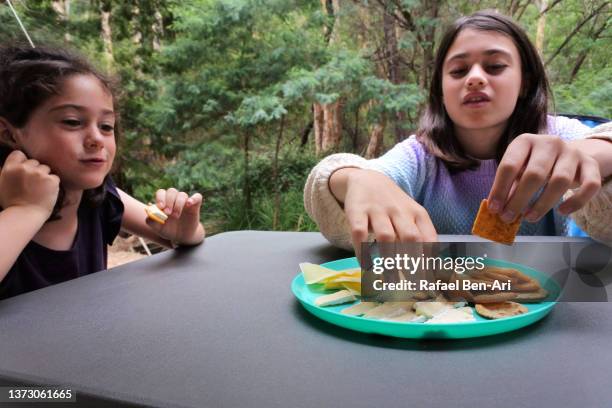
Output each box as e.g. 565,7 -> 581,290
333,168 -> 438,251
0,150 -> 60,218
488,133 -> 601,223
146,188 -> 205,246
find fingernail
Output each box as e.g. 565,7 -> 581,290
158,201 -> 164,208
488,199 -> 501,213
501,210 -> 515,223
525,210 -> 538,222
164,208 -> 172,215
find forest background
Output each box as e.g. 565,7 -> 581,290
1,0 -> 610,236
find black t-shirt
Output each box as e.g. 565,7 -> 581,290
0,178 -> 124,300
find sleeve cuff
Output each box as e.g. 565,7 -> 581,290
304,153 -> 369,250
569,177 -> 612,246
584,121 -> 612,141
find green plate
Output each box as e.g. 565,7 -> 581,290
292,257 -> 559,339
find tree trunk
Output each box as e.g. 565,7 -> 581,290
272,117 -> 285,230
569,52 -> 587,83
535,0 -> 548,52
352,109 -> 359,151
365,121 -> 386,159
152,0 -> 164,52
244,130 -> 252,212
129,0 -> 145,75
99,0 -> 114,67
131,1 -> 142,46
314,0 -> 343,155
52,0 -> 71,42
420,0 -> 439,89
313,103 -> 324,154
383,7 -> 407,143
321,100 -> 343,153
300,120 -> 313,148
314,100 -> 343,154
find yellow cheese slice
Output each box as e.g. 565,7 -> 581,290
145,203 -> 168,225
314,290 -> 356,307
300,263 -> 360,285
322,281 -> 345,290
326,275 -> 361,283
340,281 -> 361,295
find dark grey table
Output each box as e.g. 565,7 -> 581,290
1,231 -> 612,408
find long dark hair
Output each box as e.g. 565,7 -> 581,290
0,44 -> 120,219
417,10 -> 550,172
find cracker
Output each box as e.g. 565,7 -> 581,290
472,199 -> 521,245
314,290 -> 356,307
471,292 -> 517,304
145,203 -> 168,225
514,288 -> 549,302
512,280 -> 541,293
475,301 -> 528,319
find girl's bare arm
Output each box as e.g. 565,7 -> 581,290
0,207 -> 49,281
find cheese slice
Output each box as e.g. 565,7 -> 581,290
425,307 -> 475,324
145,203 -> 168,224
300,263 -> 358,285
340,281 -> 361,295
314,290 -> 356,307
323,278 -> 362,292
414,301 -> 453,318
327,275 -> 361,283
363,302 -> 413,320
383,310 -> 423,322
341,302 -> 378,316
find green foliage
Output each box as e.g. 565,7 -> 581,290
553,67 -> 612,118
244,148 -> 319,195
250,189 -> 318,232
1,0 -> 609,238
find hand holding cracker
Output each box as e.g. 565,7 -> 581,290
145,188 -> 205,246
487,133 -> 601,224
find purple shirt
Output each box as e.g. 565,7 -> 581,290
0,178 -> 124,300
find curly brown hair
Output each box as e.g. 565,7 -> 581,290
0,43 -> 120,220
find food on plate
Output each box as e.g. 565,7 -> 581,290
426,307 -> 476,324
314,290 -> 356,307
514,288 -> 549,302
384,310 -> 425,323
300,262 -> 548,324
363,302 -> 414,320
472,199 -> 521,245
475,301 -> 528,319
471,292 -> 518,303
341,302 -> 378,316
414,295 -> 466,318
299,263 -> 360,285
